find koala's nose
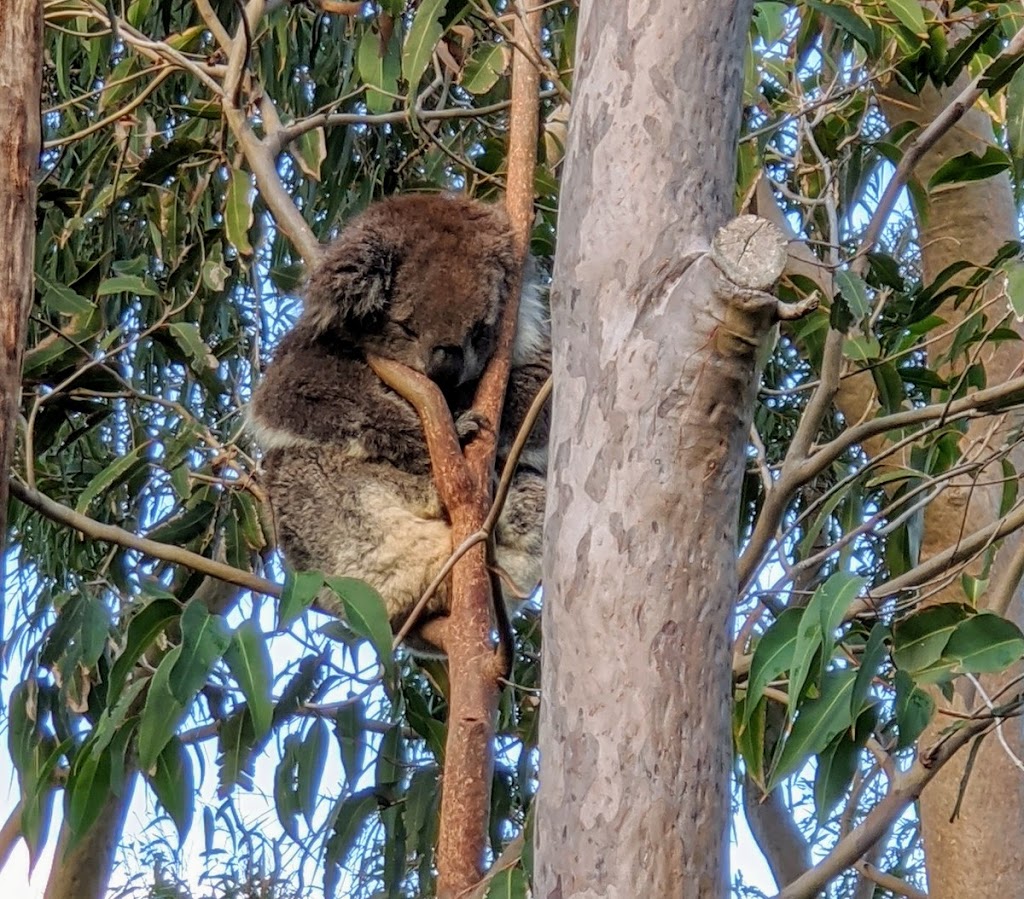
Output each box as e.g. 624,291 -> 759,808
428,345 -> 464,387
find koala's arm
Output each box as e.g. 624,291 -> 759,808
250,332 -> 430,472
497,361 -> 551,474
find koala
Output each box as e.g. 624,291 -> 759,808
249,193 -> 550,656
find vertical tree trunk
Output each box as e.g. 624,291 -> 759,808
535,3 -> 756,895
0,0 -> 42,550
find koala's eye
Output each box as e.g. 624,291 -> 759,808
395,321 -> 418,340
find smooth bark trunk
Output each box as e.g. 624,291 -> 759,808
535,3 -> 757,895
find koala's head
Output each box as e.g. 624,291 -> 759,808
302,194 -> 517,392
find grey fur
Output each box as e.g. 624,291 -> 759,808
250,194 -> 550,655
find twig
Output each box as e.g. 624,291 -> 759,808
853,862 -> 928,899
0,802 -> 23,874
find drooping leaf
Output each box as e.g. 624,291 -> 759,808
224,620 -> 274,739
137,646 -> 188,771
224,169 -> 254,255
403,0 -> 447,92
168,601 -> 231,705
769,671 -> 857,789
146,737 -> 195,841
744,607 -> 801,720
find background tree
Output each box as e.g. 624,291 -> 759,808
5,1 -> 1024,898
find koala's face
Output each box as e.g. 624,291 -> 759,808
303,194 -> 517,393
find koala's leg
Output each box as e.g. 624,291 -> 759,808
492,471 -> 546,610
264,450 -> 455,650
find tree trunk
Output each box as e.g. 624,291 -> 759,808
873,80 -> 1024,899
535,3 -> 759,895
0,0 -> 42,551
43,789 -> 133,899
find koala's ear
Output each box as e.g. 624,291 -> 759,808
302,228 -> 400,334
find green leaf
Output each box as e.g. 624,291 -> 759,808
224,621 -> 274,739
42,284 -> 94,317
735,696 -> 767,789
168,322 -> 218,373
358,28 -> 401,114
145,500 -> 217,546
75,443 -> 149,514
297,719 -> 330,827
813,730 -> 859,823
217,709 -> 259,794
1006,67 -> 1024,163
324,576 -> 395,672
403,0 -> 447,92
939,18 -> 999,85
769,671 -> 856,789
375,723 -> 403,790
979,49 -> 1024,93
96,274 -> 158,296
169,602 -> 231,705
335,701 -> 367,788
291,127 -> 327,182
146,737 -> 194,840
835,269 -> 872,321
805,0 -> 877,54
460,42 -> 507,95
274,735 -> 302,840
485,867 -> 529,899
137,646 -> 188,771
894,669 -> 934,749
278,569 -> 324,628
851,623 -> 889,716
891,604 -> 969,672
883,0 -> 928,37
789,572 -> 865,717
1003,259 -> 1024,320
744,607 -> 801,720
66,737 -> 114,842
842,334 -> 881,361
325,791 -> 379,891
928,146 -> 1011,189
945,613 -> 1024,674
224,170 -> 254,255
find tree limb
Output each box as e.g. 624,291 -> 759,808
9,480 -> 280,597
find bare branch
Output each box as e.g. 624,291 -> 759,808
0,802 -> 23,874
853,862 -> 928,899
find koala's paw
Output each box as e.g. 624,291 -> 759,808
455,410 -> 488,444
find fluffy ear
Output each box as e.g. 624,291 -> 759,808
302,226 -> 400,334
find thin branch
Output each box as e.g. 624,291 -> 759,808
45,67 -> 175,149
268,89 -> 561,152
9,479 -> 280,597
853,862 -> 928,899
852,25 -> 1024,268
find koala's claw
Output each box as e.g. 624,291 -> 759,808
455,410 -> 488,443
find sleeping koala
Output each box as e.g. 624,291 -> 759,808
249,193 -> 550,655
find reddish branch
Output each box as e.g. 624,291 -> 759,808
369,2 -> 542,894
0,0 -> 42,555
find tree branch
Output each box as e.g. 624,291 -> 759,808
775,699 -> 1021,898
9,480 -> 280,597
0,802 -> 23,874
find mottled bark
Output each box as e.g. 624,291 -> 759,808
535,3 -> 763,896
871,80 -> 1024,899
0,0 -> 42,551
